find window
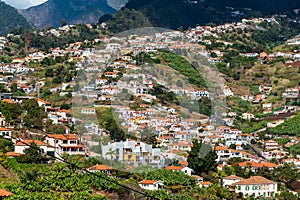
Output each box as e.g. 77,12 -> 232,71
70,140 -> 77,144
237,186 -> 241,190
63,140 -> 67,144
245,186 -> 250,191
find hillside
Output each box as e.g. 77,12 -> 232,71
19,0 -> 116,28
0,2 -> 32,35
100,0 -> 300,31
107,0 -> 128,10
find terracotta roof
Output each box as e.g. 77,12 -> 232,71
5,152 -> 21,157
165,166 -> 185,170
15,140 -> 49,147
0,188 -> 13,197
238,161 -> 263,168
36,98 -> 51,104
232,176 -> 275,186
58,109 -> 71,113
0,127 -> 9,131
88,164 -> 112,171
47,134 -> 78,141
178,161 -> 188,167
2,99 -> 15,104
215,146 -> 229,151
200,181 -> 212,185
139,180 -> 160,185
238,161 -> 277,168
223,175 -> 243,180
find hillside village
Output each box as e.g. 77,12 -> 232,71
0,16 -> 299,199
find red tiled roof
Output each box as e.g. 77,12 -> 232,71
2,99 -> 15,104
223,175 -> 243,180
232,176 -> 275,186
47,134 -> 78,141
88,164 -> 112,171
5,152 -> 21,157
178,161 -> 188,167
139,180 -> 159,185
15,140 -> 48,147
165,166 -> 185,170
0,188 -> 13,197
200,181 -> 212,185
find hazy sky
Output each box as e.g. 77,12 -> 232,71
2,0 -> 48,9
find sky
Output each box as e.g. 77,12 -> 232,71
2,0 -> 48,9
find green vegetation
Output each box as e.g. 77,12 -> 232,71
101,0 -> 300,31
143,169 -> 195,186
149,84 -> 178,105
160,50 -> 207,88
268,114 -> 300,136
25,24 -> 102,52
100,8 -> 152,33
0,2 -> 32,35
96,108 -> 126,141
187,140 -> 217,176
22,99 -> 47,130
289,142 -> 300,156
16,143 -> 46,164
1,162 -> 115,199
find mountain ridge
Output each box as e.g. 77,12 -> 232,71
0,2 -> 32,35
19,0 -> 116,28
100,0 -> 300,32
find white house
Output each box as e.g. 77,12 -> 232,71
87,164 -> 112,176
165,166 -> 192,176
231,176 -> 277,198
267,120 -> 284,128
81,108 -> 96,115
222,175 -> 244,187
138,180 -> 164,190
0,112 -> 6,127
44,134 -> 86,157
0,127 -> 11,139
242,113 -> 255,120
263,140 -> 281,150
37,98 -> 52,112
14,140 -> 55,155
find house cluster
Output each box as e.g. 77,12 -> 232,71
102,139 -> 163,167
0,96 -> 87,159
7,132 -> 87,160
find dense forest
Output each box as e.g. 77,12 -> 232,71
100,0 -> 300,32
0,2 -> 32,35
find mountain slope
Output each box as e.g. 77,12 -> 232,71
101,0 -> 300,31
0,2 -> 32,35
107,0 -> 128,10
19,0 -> 116,28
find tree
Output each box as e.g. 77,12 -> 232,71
0,137 -> 14,153
187,140 -> 217,176
0,83 -> 8,93
22,99 -> 46,129
61,19 -> 67,27
10,83 -> 18,93
96,108 -> 126,141
17,142 -> 46,164
229,144 -> 236,150
45,68 -> 54,77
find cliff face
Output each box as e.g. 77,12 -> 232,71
19,0 -> 116,28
